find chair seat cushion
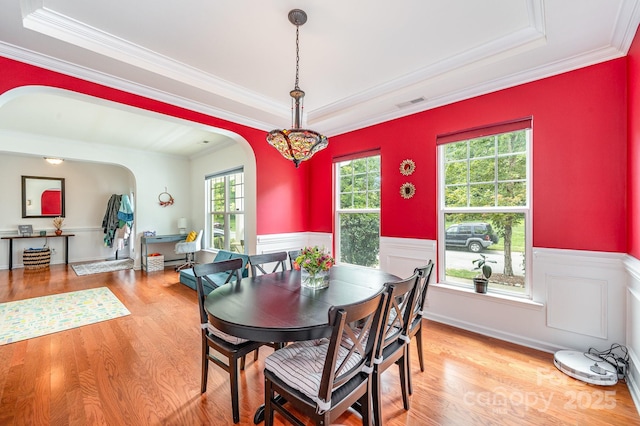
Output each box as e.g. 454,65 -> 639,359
264,339 -> 362,400
206,323 -> 248,345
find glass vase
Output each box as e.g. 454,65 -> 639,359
301,268 -> 330,290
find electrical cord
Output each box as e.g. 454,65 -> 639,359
585,344 -> 629,380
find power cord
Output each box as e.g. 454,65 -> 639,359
586,344 -> 629,381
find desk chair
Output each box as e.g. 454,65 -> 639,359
372,271 -> 421,426
193,259 -> 265,424
248,251 -> 287,276
263,288 -> 388,426
407,260 -> 434,394
175,229 -> 203,271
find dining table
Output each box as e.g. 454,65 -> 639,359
203,264 -> 400,343
203,263 -> 400,423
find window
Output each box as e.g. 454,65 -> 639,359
206,168 -> 245,253
438,119 -> 531,296
335,154 -> 381,268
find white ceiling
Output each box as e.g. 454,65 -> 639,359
0,0 -> 638,158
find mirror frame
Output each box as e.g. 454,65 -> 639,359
21,175 -> 66,218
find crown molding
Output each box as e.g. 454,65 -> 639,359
20,0 -> 287,120
0,41 -> 276,132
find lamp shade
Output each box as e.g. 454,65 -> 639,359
177,218 -> 188,234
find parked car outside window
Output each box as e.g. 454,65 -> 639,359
445,222 -> 499,252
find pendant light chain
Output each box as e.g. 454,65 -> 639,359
294,25 -> 300,91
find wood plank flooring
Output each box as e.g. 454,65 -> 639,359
0,265 -> 638,425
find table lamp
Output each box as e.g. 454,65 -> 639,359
178,217 -> 188,235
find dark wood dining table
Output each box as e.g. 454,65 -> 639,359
203,264 -> 400,343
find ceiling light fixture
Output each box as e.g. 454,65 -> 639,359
266,9 -> 328,168
44,157 -> 64,165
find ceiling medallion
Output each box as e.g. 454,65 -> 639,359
266,9 -> 328,168
400,182 -> 416,199
400,159 -> 415,176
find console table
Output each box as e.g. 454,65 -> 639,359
140,234 -> 185,272
1,234 -> 75,270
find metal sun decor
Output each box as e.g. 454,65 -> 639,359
266,9 -> 328,168
400,182 -> 416,199
400,159 -> 415,176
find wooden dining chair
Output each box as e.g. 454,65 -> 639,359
406,260 -> 434,395
372,270 -> 421,426
263,288 -> 388,426
193,259 -> 265,424
287,249 -> 302,269
248,251 -> 287,276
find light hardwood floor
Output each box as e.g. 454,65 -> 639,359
0,264 -> 638,425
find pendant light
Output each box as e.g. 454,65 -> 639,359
266,9 -> 328,168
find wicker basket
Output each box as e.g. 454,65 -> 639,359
146,255 -> 165,272
23,248 -> 51,269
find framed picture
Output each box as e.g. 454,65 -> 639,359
18,224 -> 33,236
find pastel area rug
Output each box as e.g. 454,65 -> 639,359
72,258 -> 134,276
0,287 -> 130,345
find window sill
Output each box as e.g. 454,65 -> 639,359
431,282 -> 544,310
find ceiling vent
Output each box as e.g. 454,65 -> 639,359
396,97 -> 426,109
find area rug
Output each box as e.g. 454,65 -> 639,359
0,287 -> 130,345
72,258 -> 134,276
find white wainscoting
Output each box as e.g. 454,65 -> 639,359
624,255 -> 640,413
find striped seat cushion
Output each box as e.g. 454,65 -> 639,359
265,338 -> 363,402
206,323 -> 249,345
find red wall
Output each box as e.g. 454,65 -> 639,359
309,59 -> 628,252
628,27 -> 640,259
0,57 -> 308,235
1,54 -> 630,251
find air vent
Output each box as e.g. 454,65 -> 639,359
396,97 -> 426,109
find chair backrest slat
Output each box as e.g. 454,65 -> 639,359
378,271 -> 420,355
248,252 -> 287,276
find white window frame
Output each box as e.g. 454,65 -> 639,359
334,153 -> 381,267
437,128 -> 533,298
205,168 -> 244,252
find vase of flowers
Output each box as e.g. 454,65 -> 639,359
52,216 -> 64,235
294,246 -> 334,290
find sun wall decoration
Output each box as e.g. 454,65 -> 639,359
400,159 -> 415,176
400,182 -> 416,199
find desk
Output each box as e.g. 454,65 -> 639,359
204,264 -> 399,343
140,234 -> 185,272
1,234 -> 75,270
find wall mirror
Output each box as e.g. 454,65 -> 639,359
22,175 -> 65,218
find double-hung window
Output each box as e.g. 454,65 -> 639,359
334,153 -> 381,268
205,168 -> 245,253
438,119 -> 531,296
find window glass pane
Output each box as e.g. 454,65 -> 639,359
497,182 -> 526,206
469,137 -> 494,158
339,212 -> 380,267
212,214 -> 225,249
229,213 -> 244,253
497,154 -> 526,181
443,212 -> 526,294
